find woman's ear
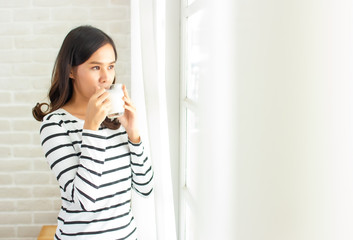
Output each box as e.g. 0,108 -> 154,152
69,68 -> 75,79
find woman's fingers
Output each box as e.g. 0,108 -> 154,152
92,87 -> 106,98
96,90 -> 110,104
123,96 -> 135,107
84,88 -> 111,130
124,104 -> 136,113
88,87 -> 111,115
123,97 -> 136,114
120,85 -> 136,112
122,84 -> 130,99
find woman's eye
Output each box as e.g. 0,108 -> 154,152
108,65 -> 115,70
92,66 -> 100,70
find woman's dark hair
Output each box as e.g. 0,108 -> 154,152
32,25 -> 120,129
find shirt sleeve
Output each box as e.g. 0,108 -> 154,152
40,117 -> 107,211
128,140 -> 154,196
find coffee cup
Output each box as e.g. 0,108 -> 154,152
107,84 -> 125,119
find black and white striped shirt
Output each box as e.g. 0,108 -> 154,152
40,109 -> 154,240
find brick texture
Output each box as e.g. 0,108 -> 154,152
0,0 -> 131,239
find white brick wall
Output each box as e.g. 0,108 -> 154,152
0,1 -> 130,239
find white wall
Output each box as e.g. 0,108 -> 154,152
197,0 -> 353,239
0,1 -> 130,239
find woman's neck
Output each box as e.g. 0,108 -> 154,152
63,94 -> 88,120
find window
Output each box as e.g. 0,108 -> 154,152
180,0 -> 206,239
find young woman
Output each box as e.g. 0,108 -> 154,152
32,25 -> 154,240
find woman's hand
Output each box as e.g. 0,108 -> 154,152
117,85 -> 140,143
83,87 -> 112,131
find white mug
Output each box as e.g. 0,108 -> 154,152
107,84 -> 125,119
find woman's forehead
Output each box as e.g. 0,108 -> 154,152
86,44 -> 116,63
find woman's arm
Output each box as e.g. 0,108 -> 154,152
129,140 -> 154,196
115,85 -> 154,195
40,115 -> 107,211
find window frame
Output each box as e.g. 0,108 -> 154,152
179,0 -> 205,239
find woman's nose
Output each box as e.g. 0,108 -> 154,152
99,69 -> 108,83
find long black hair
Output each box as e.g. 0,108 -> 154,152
32,25 -> 120,129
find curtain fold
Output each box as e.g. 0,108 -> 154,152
130,0 -> 177,239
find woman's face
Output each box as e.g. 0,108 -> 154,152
70,43 -> 116,101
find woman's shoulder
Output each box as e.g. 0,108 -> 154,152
40,108 -> 83,133
43,108 -> 67,124
43,109 -> 82,123
42,109 -> 64,121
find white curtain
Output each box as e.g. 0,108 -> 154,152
130,0 -> 177,240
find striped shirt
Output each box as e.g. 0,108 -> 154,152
40,109 -> 154,240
